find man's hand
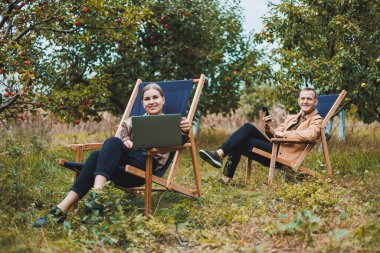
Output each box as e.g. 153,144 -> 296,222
124,140 -> 133,149
263,115 -> 272,129
274,131 -> 285,138
180,117 -> 191,133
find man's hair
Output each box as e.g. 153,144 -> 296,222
299,87 -> 317,98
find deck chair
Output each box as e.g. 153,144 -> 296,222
58,74 -> 206,215
245,90 -> 347,186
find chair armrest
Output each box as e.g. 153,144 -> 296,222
146,143 -> 192,155
270,138 -> 316,144
69,143 -> 103,151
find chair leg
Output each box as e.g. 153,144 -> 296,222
166,150 -> 182,189
189,131 -> 202,197
144,155 -> 153,216
245,158 -> 252,184
321,129 -> 333,179
268,143 -> 279,186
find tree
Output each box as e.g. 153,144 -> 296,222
253,0 -> 380,123
102,0 -> 252,116
0,0 -> 150,123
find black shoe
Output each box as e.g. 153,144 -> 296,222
199,149 -> 223,168
85,190 -> 104,215
222,157 -> 235,178
33,206 -> 67,228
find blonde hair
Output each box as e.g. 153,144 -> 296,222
141,83 -> 164,100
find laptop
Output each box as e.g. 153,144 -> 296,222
131,114 -> 182,149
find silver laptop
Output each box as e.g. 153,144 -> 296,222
131,114 -> 182,149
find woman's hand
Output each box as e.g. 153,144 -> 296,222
124,140 -> 133,149
180,117 -> 191,133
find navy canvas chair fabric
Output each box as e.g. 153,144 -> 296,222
315,94 -> 339,119
131,80 -> 194,117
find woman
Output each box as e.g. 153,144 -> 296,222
34,83 -> 191,227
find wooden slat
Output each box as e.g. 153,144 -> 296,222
321,90 -> 347,127
69,143 -> 103,151
298,166 -> 321,177
245,159 -> 252,184
165,150 -> 182,189
252,148 -> 322,177
187,74 -> 205,123
115,79 -> 142,137
252,148 -> 295,168
268,143 -> 279,186
146,143 -> 191,155
189,130 -> 202,197
294,144 -> 315,168
144,155 -> 153,216
120,186 -> 167,192
58,158 -> 80,173
75,147 -> 84,163
125,166 -> 198,198
320,128 -> 333,179
271,138 -> 316,144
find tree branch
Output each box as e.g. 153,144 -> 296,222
0,94 -> 19,114
0,1 -> 17,30
13,12 -> 60,42
39,27 -> 81,34
2,19 -> 13,40
14,25 -> 34,42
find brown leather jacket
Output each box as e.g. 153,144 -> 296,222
265,109 -> 323,164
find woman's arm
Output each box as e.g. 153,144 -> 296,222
120,118 -> 133,149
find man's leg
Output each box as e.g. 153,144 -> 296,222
200,123 -> 268,168
220,123 -> 269,156
220,138 -> 273,183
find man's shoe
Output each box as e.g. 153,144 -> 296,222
85,189 -> 104,215
33,206 -> 67,228
199,150 -> 223,168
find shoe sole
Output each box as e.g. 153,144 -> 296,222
199,150 -> 222,168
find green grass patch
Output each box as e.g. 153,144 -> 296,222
0,123 -> 379,252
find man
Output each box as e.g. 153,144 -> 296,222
199,87 -> 323,184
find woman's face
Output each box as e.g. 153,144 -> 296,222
142,89 -> 165,115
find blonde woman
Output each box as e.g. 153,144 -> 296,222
34,83 -> 191,227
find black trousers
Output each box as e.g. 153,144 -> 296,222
219,123 -> 273,178
71,137 -> 155,199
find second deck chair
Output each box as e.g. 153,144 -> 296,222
245,90 -> 347,186
59,74 -> 206,215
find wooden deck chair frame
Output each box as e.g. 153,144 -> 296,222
59,74 -> 206,216
245,90 -> 347,186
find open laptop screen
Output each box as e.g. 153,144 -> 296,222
131,114 -> 182,149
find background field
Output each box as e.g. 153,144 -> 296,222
0,113 -> 379,252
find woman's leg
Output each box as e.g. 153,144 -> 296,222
92,137 -> 125,189
57,191 -> 80,213
70,150 -> 101,199
110,150 -> 151,188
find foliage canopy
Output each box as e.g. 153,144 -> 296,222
252,0 -> 380,123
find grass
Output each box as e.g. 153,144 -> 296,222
0,118 -> 379,252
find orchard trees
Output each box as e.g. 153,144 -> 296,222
0,0 -> 150,123
103,0 -> 252,115
252,0 -> 380,122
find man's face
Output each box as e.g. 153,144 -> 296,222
298,90 -> 318,115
